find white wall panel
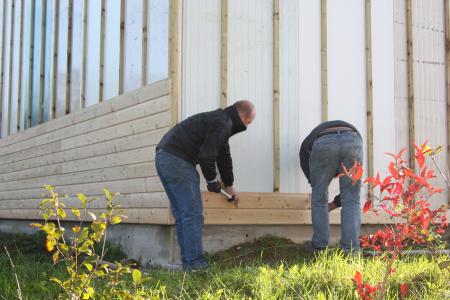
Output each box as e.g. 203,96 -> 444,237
104,0 -> 121,100
228,0 -> 273,192
372,0 -> 395,179
10,0 -> 21,134
43,0 -> 55,121
181,0 -> 221,119
148,0 -> 169,84
70,0 -> 83,112
279,0 -> 300,193
56,0 -> 68,117
1,0 -> 12,137
327,0 -> 367,198
124,0 -> 143,93
85,0 -> 100,107
412,0 -> 447,206
19,0 -> 32,130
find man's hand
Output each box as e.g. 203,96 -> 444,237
328,202 -> 338,212
206,179 -> 221,193
223,186 -> 239,207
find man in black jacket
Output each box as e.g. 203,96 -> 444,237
299,120 -> 363,253
155,100 -> 255,270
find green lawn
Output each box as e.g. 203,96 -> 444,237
0,232 -> 449,299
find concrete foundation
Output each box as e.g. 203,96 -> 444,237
0,219 -> 392,268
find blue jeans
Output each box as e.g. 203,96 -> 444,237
155,149 -> 208,270
309,131 -> 363,252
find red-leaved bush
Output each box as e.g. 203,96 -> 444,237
342,142 -> 448,299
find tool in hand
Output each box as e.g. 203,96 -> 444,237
221,189 -> 236,202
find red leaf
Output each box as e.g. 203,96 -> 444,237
389,162 -> 399,179
400,283 -> 409,298
363,200 -> 373,213
353,271 -> 363,286
415,150 -> 425,168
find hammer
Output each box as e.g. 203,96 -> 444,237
220,189 -> 236,203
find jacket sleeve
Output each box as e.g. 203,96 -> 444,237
198,123 -> 227,182
216,143 -> 233,186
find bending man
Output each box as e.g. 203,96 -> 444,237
155,101 -> 255,270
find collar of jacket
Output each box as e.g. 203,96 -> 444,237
224,105 -> 247,135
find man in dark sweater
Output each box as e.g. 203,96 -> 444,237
155,100 -> 255,270
299,120 -> 363,253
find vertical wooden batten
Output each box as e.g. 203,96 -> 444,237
118,0 -> 125,95
65,0 -> 72,114
321,0 -> 328,121
17,0 -> 24,131
38,0 -> 47,123
406,0 -> 415,170
445,0 -> 450,204
27,0 -> 35,126
365,0 -> 374,189
51,0 -> 59,119
169,0 -> 182,126
99,0 -> 105,102
0,0 -> 8,133
7,0 -> 15,135
220,0 -> 228,109
142,0 -> 148,86
273,0 -> 280,192
80,0 -> 87,109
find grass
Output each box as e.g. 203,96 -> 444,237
0,232 -> 449,299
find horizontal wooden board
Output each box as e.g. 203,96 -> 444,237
201,192 -> 311,209
0,127 -> 167,174
0,80 -> 169,149
0,207 -> 171,224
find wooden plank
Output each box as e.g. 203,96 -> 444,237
201,192 -> 310,209
0,127 -> 167,175
445,0 -> 450,205
16,0 -> 24,132
0,192 -> 170,209
320,0 -> 328,121
118,0 -> 125,95
51,0 -> 59,119
38,0 -> 47,124
99,0 -> 105,102
0,176 -> 163,201
65,0 -> 73,114
0,162 -> 157,192
273,0 -> 280,192
6,0 -> 15,135
365,0 -> 374,195
169,0 -> 182,126
220,0 -> 228,108
141,0 -> 148,86
0,79 -> 169,148
0,208 -> 171,224
0,92 -> 170,157
81,0 -> 87,108
406,0 -> 415,170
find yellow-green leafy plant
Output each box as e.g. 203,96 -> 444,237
30,185 -> 143,299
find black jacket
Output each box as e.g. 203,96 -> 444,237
299,120 -> 359,183
157,106 -> 246,186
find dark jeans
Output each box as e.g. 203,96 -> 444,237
309,131 -> 363,252
155,149 -> 207,270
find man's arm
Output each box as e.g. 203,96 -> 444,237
198,124 -> 227,183
216,143 -> 233,187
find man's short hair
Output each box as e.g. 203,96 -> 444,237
233,100 -> 254,117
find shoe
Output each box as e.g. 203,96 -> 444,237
302,241 -> 327,253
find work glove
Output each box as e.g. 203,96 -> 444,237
333,194 -> 341,208
206,179 -> 221,193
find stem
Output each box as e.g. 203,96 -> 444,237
431,156 -> 450,187
4,247 -> 23,300
375,250 -> 399,300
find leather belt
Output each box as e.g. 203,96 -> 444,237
316,126 -> 356,138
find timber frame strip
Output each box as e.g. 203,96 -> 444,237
39,0 -> 47,123
142,0 -> 148,86
6,0 -> 15,134
51,0 -> 59,119
445,0 -> 450,205
406,0 -> 415,170
169,0 -> 182,126
118,0 -> 125,95
273,0 -> 280,192
17,0 -> 24,131
321,0 -> 328,121
365,0 -> 374,191
99,0 -> 105,102
0,0 -> 7,134
80,0 -> 87,109
220,0 -> 228,109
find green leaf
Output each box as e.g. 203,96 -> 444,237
132,269 -> 142,285
38,198 -> 51,208
438,261 -> 450,270
103,189 -> 112,201
78,193 -> 88,208
110,216 -> 122,225
52,250 -> 60,263
57,208 -> 67,219
71,208 -> 81,217
83,262 -> 94,272
30,223 -> 43,228
72,226 -> 81,234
